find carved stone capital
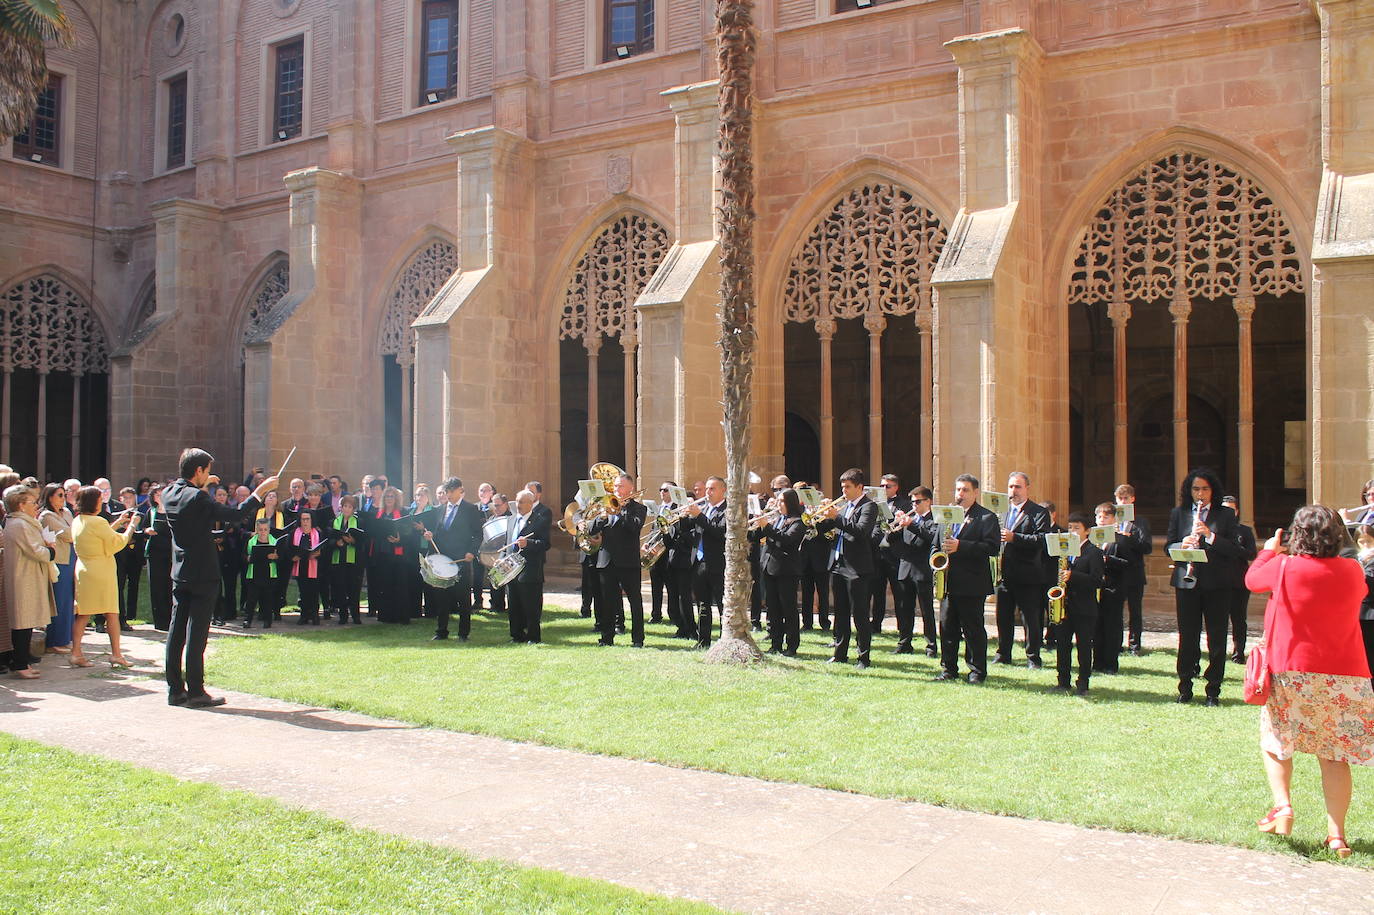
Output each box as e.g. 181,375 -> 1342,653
1232,294 -> 1256,321
1107,300 -> 1131,327
1168,294 -> 1192,323
863,313 -> 887,336
814,317 -> 836,341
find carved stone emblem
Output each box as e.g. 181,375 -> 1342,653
606,156 -> 631,195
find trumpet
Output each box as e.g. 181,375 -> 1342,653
802,496 -> 846,527
930,550 -> 950,601
748,507 -> 784,530
657,497 -> 709,528
1047,557 -> 1068,624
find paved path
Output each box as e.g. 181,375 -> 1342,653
3,630 -> 1367,915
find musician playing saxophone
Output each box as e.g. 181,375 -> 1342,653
587,473 -> 648,647
931,474 -> 1000,684
1050,512 -> 1104,697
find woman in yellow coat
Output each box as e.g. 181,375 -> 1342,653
72,485 -> 139,668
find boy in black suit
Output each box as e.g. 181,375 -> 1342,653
1051,512 -> 1104,697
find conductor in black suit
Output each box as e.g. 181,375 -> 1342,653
815,468 -> 880,668
423,477 -> 483,641
587,473 -> 648,647
505,489 -> 551,643
163,448 -> 275,708
932,474 -> 1000,684
993,471 -> 1052,669
1166,468 -> 1244,706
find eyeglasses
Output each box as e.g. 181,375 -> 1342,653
912,497 -> 929,504
659,488 -> 670,492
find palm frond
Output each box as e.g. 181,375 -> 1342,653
0,0 -> 75,48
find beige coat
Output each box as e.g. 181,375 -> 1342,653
0,525 -> 11,654
3,513 -> 56,630
41,506 -> 74,565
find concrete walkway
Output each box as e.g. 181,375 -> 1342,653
3,630 -> 1369,914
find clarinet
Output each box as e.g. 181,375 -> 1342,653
1181,500 -> 1202,588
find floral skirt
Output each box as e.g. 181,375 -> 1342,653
1260,672 -> 1374,765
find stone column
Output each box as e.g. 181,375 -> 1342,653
586,338 -> 601,465
865,314 -> 885,483
35,372 -> 47,482
1169,292 -> 1191,485
636,81 -> 726,488
817,318 -> 836,492
1107,300 -> 1131,486
1234,294 -> 1256,527
622,329 -> 637,477
915,308 -> 934,486
1310,0 -> 1374,506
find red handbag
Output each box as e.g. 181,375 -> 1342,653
1244,557 -> 1285,705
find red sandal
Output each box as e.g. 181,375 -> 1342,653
1257,804 -> 1293,835
1326,836 -> 1353,860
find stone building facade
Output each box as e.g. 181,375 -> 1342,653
1,0 -> 1372,536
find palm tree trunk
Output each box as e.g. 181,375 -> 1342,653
705,0 -> 761,665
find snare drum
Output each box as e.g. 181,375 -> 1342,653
419,552 -> 462,589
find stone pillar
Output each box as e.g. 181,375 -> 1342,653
110,199 -> 230,484
916,308 -> 934,487
1108,301 -> 1130,486
1169,292 -> 1191,485
865,314 -> 885,484
636,81 -> 726,489
241,168 -> 368,483
817,318 -> 835,492
1310,0 -> 1374,506
622,331 -> 637,478
932,30 -> 1053,497
1234,294 -> 1256,527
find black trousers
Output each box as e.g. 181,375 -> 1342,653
1229,587 -> 1251,656
429,567 -> 472,638
890,577 -> 916,650
649,557 -> 669,622
940,593 -> 988,678
579,562 -> 599,618
7,628 -> 34,670
242,577 -> 280,627
599,565 -> 644,645
116,550 -> 144,624
1175,587 -> 1232,699
915,577 -> 937,647
1094,589 -> 1124,673
800,564 -> 830,629
870,561 -> 899,633
995,581 -> 1044,664
830,572 -> 872,662
508,574 -> 544,643
218,564 -> 239,621
1055,609 -> 1097,690
762,572 -> 799,653
147,553 -> 173,631
1124,580 -> 1146,650
329,563 -> 363,622
166,580 -> 217,697
692,561 -> 724,647
472,560 -> 488,610
296,576 -> 321,623
749,557 -> 763,629
668,566 -> 695,637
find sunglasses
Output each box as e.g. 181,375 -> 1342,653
660,488 -> 670,492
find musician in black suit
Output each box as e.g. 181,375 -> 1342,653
504,490 -> 551,643
1221,495 -> 1259,663
1113,484 -> 1153,654
649,484 -> 675,624
1166,468 -> 1245,705
931,474 -> 1000,683
587,473 -> 648,647
994,472 -> 1052,669
142,484 -> 174,631
472,482 -> 494,611
1050,513 -> 1104,697
884,487 -> 937,655
422,478 -> 483,641
815,468 -> 880,668
799,487 -> 831,631
749,487 -> 806,656
114,486 -> 146,631
1092,502 -> 1130,674
870,473 -> 911,637
662,490 -> 698,640
163,448 -> 274,708
687,476 -> 727,648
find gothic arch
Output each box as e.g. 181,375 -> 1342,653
0,264 -> 114,351
234,253 -> 290,363
378,239 -> 458,366
125,272 -> 157,342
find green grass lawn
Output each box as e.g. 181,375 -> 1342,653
0,733 -> 721,914
202,603 -> 1373,863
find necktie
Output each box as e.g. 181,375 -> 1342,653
832,502 -> 852,563
1007,505 -> 1019,530
444,504 -> 456,529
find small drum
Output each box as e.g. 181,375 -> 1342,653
487,551 -> 526,589
480,515 -> 516,568
419,552 -> 462,589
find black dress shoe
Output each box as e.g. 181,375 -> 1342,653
119,623 -> 135,632
856,658 -> 871,669
932,671 -> 958,682
431,633 -> 448,641
1175,693 -> 1193,704
597,639 -> 614,647
616,625 -> 627,635
1046,684 -> 1070,695
826,656 -> 848,664
1230,653 -> 1245,664
781,650 -> 798,658
1075,686 -> 1091,697
632,642 -> 644,648
1129,646 -> 1144,656
990,654 -> 1010,665
1027,659 -> 1043,670
801,623 -> 814,631
168,692 -> 189,706
893,645 -> 915,655
186,694 -> 226,709
458,635 -> 469,642
1204,696 -> 1221,707
925,644 -> 939,658
967,671 -> 985,685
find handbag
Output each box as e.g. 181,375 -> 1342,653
1243,556 -> 1286,705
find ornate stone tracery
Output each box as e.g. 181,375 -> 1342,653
1067,152 -> 1305,308
783,182 -> 947,325
240,259 -> 290,360
559,213 -> 670,347
0,274 -> 109,374
380,241 -> 457,367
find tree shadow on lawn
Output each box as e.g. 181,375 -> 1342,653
205,704 -> 418,732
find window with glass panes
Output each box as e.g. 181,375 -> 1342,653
272,38 -> 305,142
420,0 -> 459,104
12,74 -> 62,166
166,74 -> 188,169
835,0 -> 897,11
603,0 -> 654,61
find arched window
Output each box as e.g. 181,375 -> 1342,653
240,259 -> 291,362
0,274 -> 110,479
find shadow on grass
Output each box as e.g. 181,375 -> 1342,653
206,704 -> 418,732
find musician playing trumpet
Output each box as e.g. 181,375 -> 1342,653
930,474 -> 1000,684
587,473 -> 648,647
748,487 -> 807,656
686,477 -> 727,648
884,486 -> 937,656
813,468 -> 880,669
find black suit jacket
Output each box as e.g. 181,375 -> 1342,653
1064,540 -> 1104,618
999,500 -> 1051,586
818,496 -> 879,579
1230,522 -> 1258,588
431,500 -> 483,561
1114,515 -> 1152,588
886,513 -> 935,582
750,516 -> 806,577
509,510 -> 552,583
690,501 -> 728,570
1165,502 -> 1244,591
588,500 -> 647,570
942,502 -> 1000,597
162,479 -> 259,587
